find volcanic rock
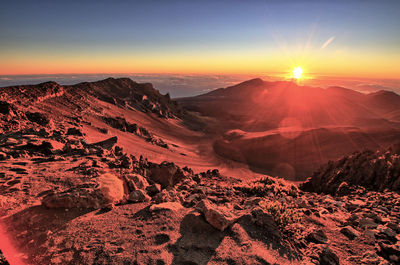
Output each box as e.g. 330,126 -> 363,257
359,217 -> 378,229
340,226 -> 359,240
21,141 -> 53,156
300,147 -> 400,194
66,127 -> 83,136
127,174 -> 149,190
251,207 -> 281,238
0,152 -> 7,160
319,247 -> 340,265
25,111 -> 50,126
0,100 -> 12,115
149,202 -> 184,212
146,183 -> 162,196
42,189 -> 103,209
89,136 -> 118,150
306,229 -> 328,244
128,190 -> 151,203
42,173 -> 124,209
196,199 -> 238,231
149,162 -> 186,188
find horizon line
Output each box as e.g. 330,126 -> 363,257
1,72 -> 400,81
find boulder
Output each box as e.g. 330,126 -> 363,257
377,225 -> 396,238
114,146 -> 124,156
26,111 -> 50,126
251,207 -> 280,238
196,199 -> 238,231
153,189 -> 181,203
361,251 -> 390,265
149,162 -> 186,188
97,173 -> 125,205
378,241 -> 400,260
42,189 -> 103,209
345,199 -> 367,211
22,141 -> 53,156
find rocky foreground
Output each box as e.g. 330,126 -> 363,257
0,125 -> 399,264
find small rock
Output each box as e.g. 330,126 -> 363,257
336,181 -> 352,196
364,229 -> 377,239
149,202 -> 184,212
377,225 -> 396,238
128,190 -> 151,203
128,174 -> 149,190
319,247 -> 339,265
146,183 -> 162,196
306,229 -> 328,244
340,226 -> 359,240
346,199 -> 367,211
66,127 -> 83,136
0,152 -> 7,161
359,217 -> 378,229
89,136 -> 117,150
120,154 -> 133,169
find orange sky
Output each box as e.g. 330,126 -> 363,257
1,1 -> 399,79
2,49 -> 399,79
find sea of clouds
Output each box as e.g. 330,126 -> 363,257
0,74 -> 399,98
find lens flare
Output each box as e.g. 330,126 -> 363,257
293,67 -> 303,79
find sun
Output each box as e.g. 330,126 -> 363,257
292,67 -> 303,79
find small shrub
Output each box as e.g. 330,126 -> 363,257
259,200 -> 302,228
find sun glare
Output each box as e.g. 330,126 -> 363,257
293,67 -> 303,79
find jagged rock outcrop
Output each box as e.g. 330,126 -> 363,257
301,144 -> 400,194
70,77 -> 184,119
103,116 -> 168,149
0,81 -> 64,103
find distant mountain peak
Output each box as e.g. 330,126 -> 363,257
235,78 -> 264,87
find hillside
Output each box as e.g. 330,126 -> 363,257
178,79 -> 400,179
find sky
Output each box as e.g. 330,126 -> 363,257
1,0 -> 400,79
